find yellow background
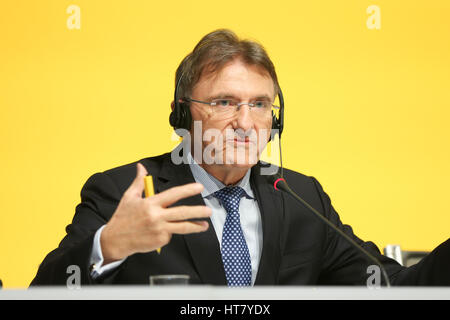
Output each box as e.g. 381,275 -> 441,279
1,0 -> 449,288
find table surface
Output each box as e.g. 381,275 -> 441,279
1,286 -> 450,300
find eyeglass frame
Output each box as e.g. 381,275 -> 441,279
183,97 -> 280,112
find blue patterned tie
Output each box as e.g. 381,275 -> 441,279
214,186 -> 252,286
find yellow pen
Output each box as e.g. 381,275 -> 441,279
144,175 -> 161,254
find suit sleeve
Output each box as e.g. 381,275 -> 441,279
29,172 -> 122,286
310,177 -> 450,286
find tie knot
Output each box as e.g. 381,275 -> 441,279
214,186 -> 245,213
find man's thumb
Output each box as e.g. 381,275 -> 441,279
130,162 -> 148,193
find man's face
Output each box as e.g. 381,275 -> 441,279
189,58 -> 274,170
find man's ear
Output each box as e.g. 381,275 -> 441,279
171,101 -> 175,111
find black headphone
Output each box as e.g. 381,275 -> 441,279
169,72 -> 284,138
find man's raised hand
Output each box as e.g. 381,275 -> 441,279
100,163 -> 211,264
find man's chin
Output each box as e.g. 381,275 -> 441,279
224,161 -> 256,169
223,152 -> 259,167
200,143 -> 261,167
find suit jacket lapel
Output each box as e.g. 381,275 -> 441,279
251,164 -> 283,285
154,154 -> 227,285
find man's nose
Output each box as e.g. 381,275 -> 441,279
235,105 -> 254,132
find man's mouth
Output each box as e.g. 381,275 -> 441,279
234,137 -> 250,143
226,136 -> 255,146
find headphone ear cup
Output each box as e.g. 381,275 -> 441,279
271,111 -> 280,131
169,108 -> 178,128
169,101 -> 192,130
185,106 -> 192,130
179,102 -> 191,130
268,111 -> 278,142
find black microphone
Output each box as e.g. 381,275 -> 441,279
270,174 -> 391,287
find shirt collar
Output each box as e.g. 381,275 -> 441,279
187,152 -> 254,200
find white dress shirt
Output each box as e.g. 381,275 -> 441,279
90,153 -> 263,285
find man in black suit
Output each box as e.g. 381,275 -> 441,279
31,29 -> 449,286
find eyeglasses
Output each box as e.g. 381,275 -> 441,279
185,98 -> 279,119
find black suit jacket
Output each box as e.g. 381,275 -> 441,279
30,152 -> 450,286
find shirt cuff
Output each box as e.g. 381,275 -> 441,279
89,225 -> 126,279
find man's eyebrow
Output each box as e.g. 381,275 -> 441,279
207,93 -> 238,100
207,93 -> 273,101
253,95 -> 273,101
